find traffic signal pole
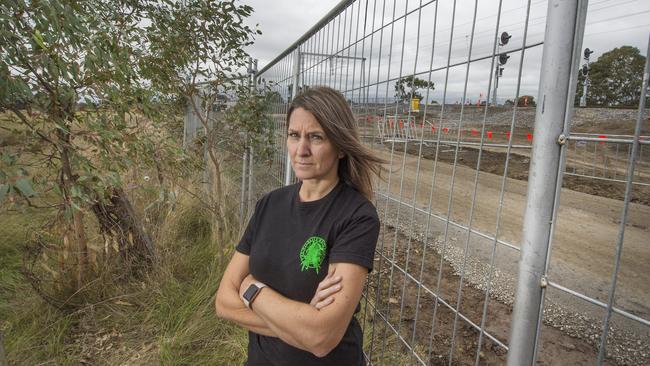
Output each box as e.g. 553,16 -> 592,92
580,48 -> 593,107
492,32 -> 511,106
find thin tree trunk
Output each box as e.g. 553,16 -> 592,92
73,209 -> 88,288
207,146 -> 226,243
91,187 -> 156,266
189,93 -> 228,246
58,132 -> 89,289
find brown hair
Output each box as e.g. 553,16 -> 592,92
287,86 -> 386,200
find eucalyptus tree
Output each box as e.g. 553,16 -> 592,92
0,0 -> 259,289
143,0 -> 261,245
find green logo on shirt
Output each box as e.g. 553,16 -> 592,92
299,236 -> 327,274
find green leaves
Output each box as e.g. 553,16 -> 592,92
32,29 -> 46,49
14,178 -> 36,198
1,0 -> 260,219
0,184 -> 9,205
0,150 -> 39,207
576,46 -> 646,106
394,75 -> 435,103
221,84 -> 275,160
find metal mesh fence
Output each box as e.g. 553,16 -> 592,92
227,0 -> 650,364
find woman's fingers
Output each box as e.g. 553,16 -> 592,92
310,275 -> 342,307
314,295 -> 335,310
317,283 -> 341,300
309,265 -> 342,308
316,275 -> 342,292
311,280 -> 342,306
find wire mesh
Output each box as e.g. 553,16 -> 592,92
245,0 -> 650,364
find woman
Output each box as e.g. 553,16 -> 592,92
215,86 -> 385,365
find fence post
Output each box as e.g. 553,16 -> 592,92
507,0 -> 582,365
247,144 -> 254,214
285,49 -> 301,186
183,94 -> 201,150
239,142 -> 248,226
247,59 -> 258,212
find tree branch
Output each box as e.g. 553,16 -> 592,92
8,107 -> 60,150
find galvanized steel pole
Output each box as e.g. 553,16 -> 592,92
507,1 -> 580,365
239,143 -> 248,225
285,50 -> 301,186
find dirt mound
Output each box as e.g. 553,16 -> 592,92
394,143 -> 650,206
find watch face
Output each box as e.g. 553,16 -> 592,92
243,284 -> 259,302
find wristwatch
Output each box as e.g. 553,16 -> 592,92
242,282 -> 267,309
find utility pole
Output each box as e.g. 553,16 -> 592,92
492,32 -> 511,106
580,48 -> 593,107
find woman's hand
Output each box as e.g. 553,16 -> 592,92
310,266 -> 342,310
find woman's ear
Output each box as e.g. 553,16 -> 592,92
338,151 -> 345,159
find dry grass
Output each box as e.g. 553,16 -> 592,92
0,192 -> 247,365
1,108 -> 250,364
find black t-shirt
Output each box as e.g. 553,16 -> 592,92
236,181 -> 380,366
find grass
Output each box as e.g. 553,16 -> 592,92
0,208 -> 79,365
0,194 -> 248,365
1,109 -> 248,364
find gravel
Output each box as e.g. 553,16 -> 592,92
376,202 -> 650,366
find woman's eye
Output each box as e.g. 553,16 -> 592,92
311,135 -> 323,141
288,132 -> 299,138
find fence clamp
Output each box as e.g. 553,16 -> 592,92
540,276 -> 548,289
557,134 -> 568,145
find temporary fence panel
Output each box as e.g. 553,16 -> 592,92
242,0 -> 650,365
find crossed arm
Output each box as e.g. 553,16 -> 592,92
214,251 -> 368,357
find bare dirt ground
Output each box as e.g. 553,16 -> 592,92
393,142 -> 650,206
361,227 -> 615,366
362,144 -> 650,365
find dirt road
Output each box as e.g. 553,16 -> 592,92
372,143 -> 650,327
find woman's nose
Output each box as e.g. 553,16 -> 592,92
297,137 -> 310,156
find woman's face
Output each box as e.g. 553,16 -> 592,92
287,107 -> 343,182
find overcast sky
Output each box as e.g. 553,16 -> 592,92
240,0 -> 650,104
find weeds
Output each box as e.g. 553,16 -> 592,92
0,193 -> 247,365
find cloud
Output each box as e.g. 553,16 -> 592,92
243,0 -> 650,104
